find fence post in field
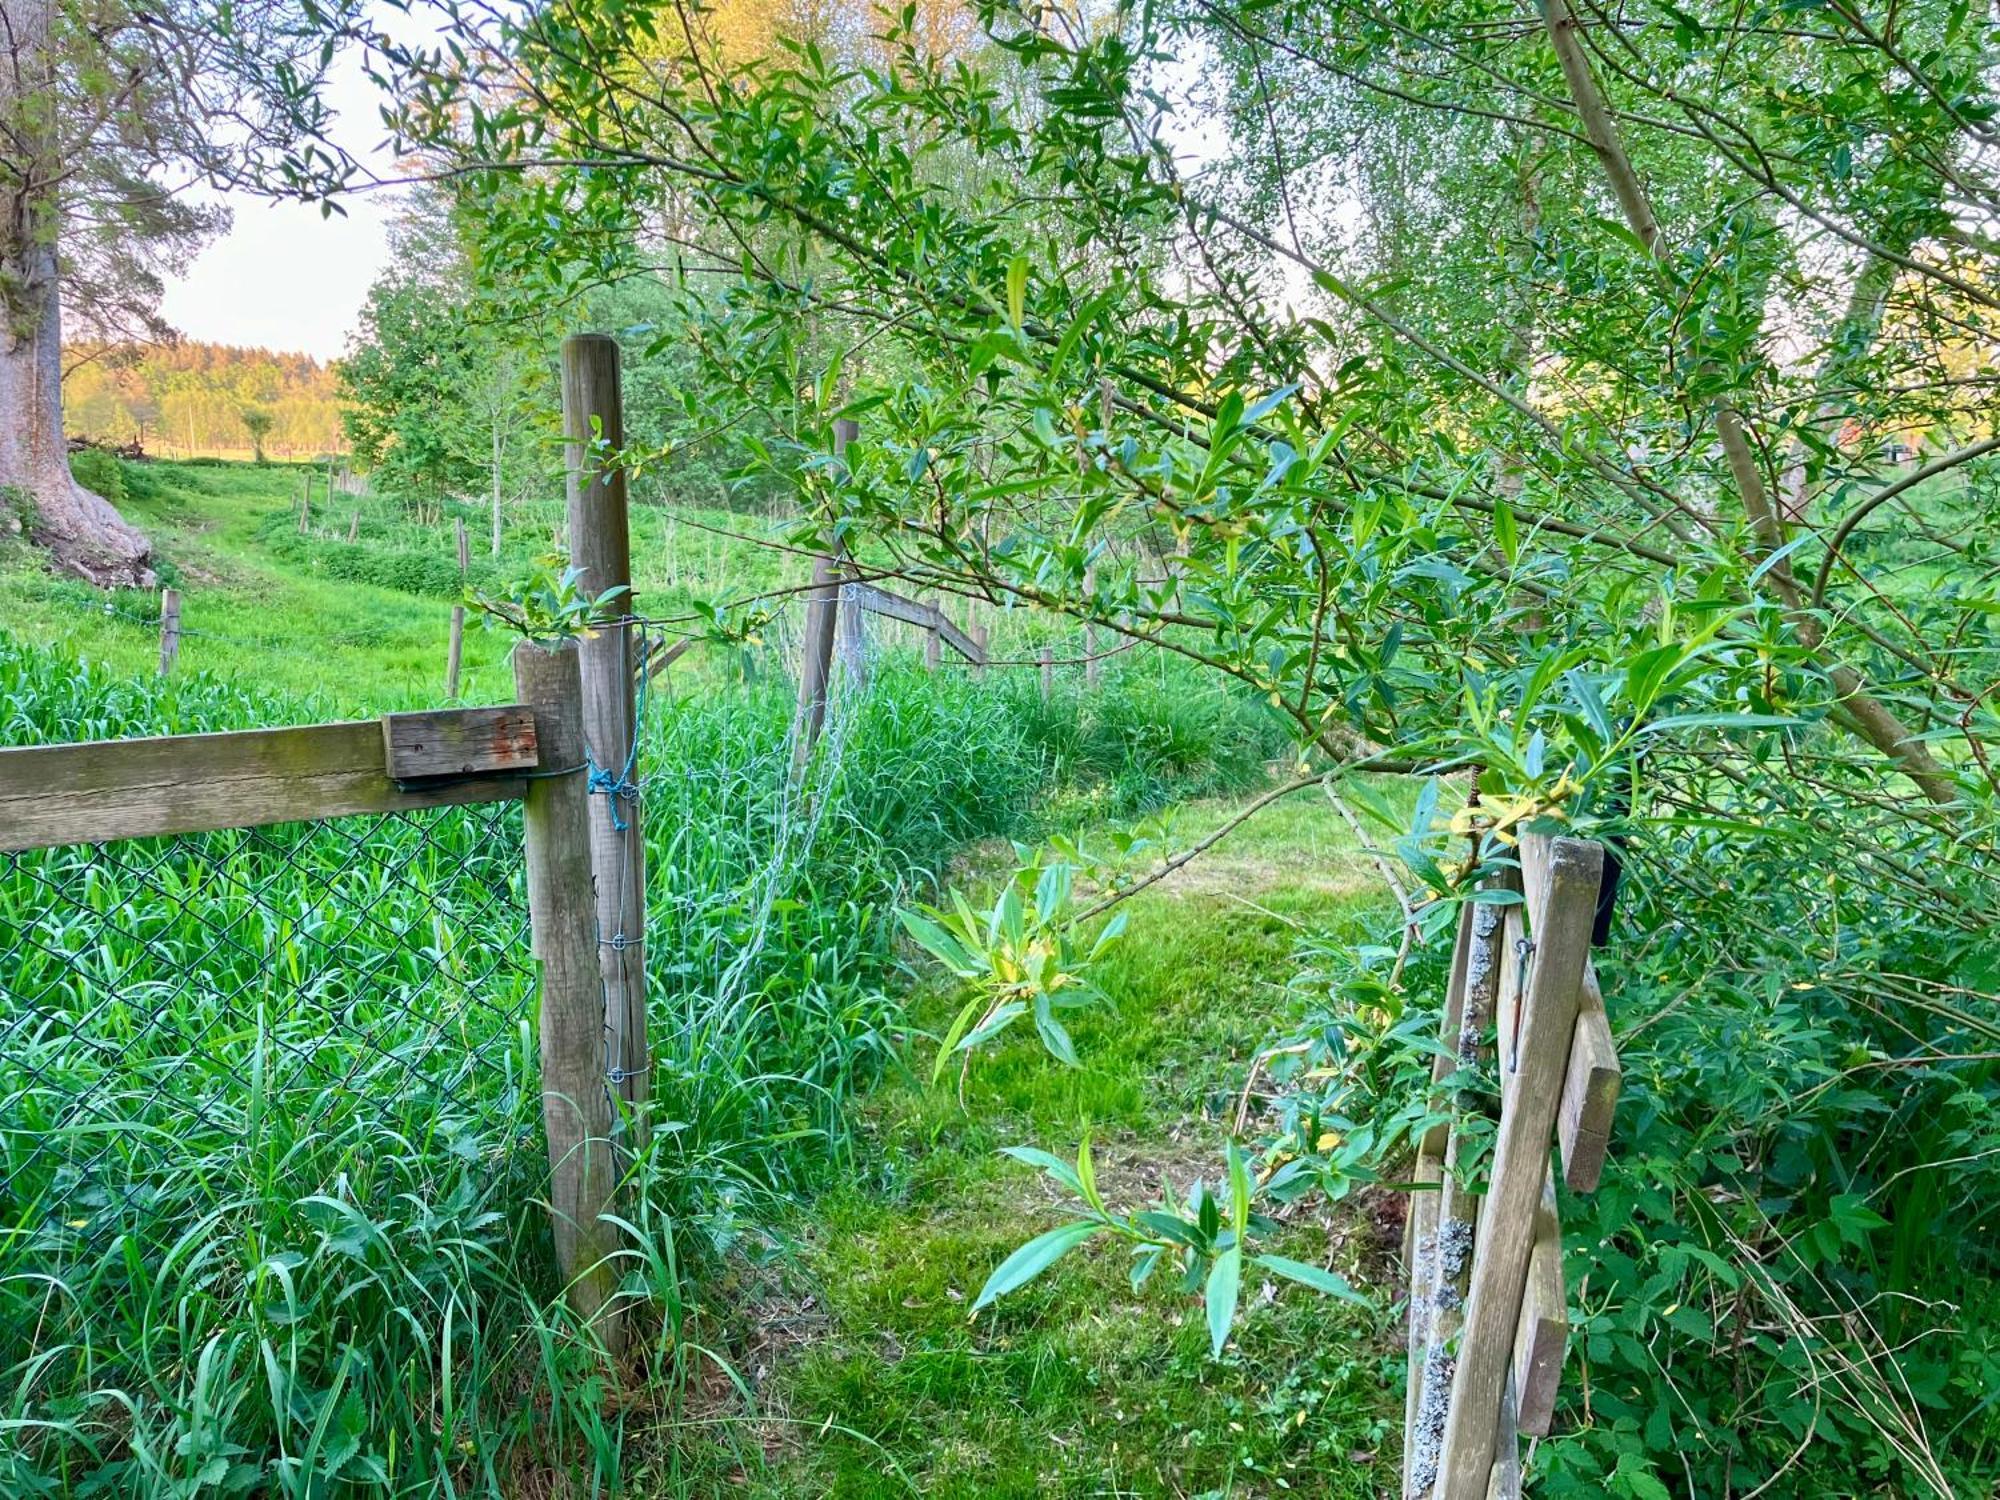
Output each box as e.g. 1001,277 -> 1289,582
446,519 -> 469,700
1039,645 -> 1054,703
347,508 -> 359,543
156,587 -> 181,676
924,608 -> 942,672
832,419 -> 867,691
792,417 -> 857,774
513,637 -> 625,1353
561,333 -> 651,1133
297,472 -> 310,534
971,622 -> 989,680
1083,566 -> 1101,690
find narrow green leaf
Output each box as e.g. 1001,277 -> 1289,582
1253,1254 -> 1371,1306
1206,1246 -> 1242,1357
973,1221 -> 1101,1312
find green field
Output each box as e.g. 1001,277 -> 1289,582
3,457 -> 1394,1496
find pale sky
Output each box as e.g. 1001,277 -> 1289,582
157,45 -> 397,361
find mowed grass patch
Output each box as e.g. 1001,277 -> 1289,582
654,796 -> 1408,1499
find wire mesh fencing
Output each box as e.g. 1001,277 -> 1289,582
0,801 -> 539,1241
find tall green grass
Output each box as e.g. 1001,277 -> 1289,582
0,631 -> 1290,1493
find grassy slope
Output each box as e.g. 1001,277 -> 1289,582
643,798 -> 1404,1499
0,460 -> 804,713
4,460 -> 1406,1493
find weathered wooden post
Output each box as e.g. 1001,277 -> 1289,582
561,333 -> 650,1129
446,519 -> 469,700
297,472 -> 310,535
514,638 -> 625,1352
924,610 -> 942,672
833,419 -> 867,691
1040,645 -> 1054,703
792,417 -> 857,774
157,588 -> 181,676
347,509 -> 359,543
1083,565 -> 1101,690
1433,834 -> 1603,1500
971,622 -> 989,680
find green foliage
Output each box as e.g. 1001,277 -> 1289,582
970,1134 -> 1369,1358
902,851 -> 1127,1082
67,446 -> 126,505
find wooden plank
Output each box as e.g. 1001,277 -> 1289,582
1405,897 -> 1477,1499
381,705 -> 537,780
1512,1171 -> 1568,1437
1404,1151 -> 1442,1500
1559,961 -> 1620,1192
513,639 -> 624,1354
0,716 -> 532,853
847,581 -> 986,664
562,333 -> 651,1125
1435,833 -> 1603,1500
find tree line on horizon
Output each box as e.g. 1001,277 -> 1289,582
62,341 -> 347,460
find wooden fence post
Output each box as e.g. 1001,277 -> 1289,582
446,518 -> 470,698
1040,645 -> 1054,703
792,417 -> 858,773
1083,565 -> 1101,690
971,622 -> 989,680
157,588 -> 181,676
1434,835 -> 1603,1500
347,509 -> 359,543
832,419 -> 867,690
297,472 -> 310,535
513,638 -> 625,1352
561,333 -> 651,1129
924,611 -> 942,671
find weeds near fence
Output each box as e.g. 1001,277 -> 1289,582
0,627 -> 1297,1492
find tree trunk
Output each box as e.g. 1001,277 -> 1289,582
1540,0 -> 1955,806
0,0 -> 153,588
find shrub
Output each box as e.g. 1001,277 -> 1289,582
68,447 -> 126,506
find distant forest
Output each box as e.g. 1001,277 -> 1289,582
63,342 -> 346,458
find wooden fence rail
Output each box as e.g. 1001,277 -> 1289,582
0,659 -> 627,1352
1404,832 -> 1622,1500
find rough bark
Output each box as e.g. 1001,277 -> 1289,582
0,0 -> 154,587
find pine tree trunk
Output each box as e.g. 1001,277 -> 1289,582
0,0 -> 153,587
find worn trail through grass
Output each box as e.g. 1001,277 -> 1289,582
645,797 -> 1407,1499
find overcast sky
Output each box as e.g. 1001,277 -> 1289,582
156,43 -> 396,362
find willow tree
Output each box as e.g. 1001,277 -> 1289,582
285,0 -> 2000,1490
0,0 -> 322,584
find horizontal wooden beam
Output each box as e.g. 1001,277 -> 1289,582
641,636 -> 696,684
1559,961 -> 1621,1192
1,711 -> 536,853
382,705 -> 537,780
846,582 -> 985,664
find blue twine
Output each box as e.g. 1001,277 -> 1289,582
584,625 -> 649,833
